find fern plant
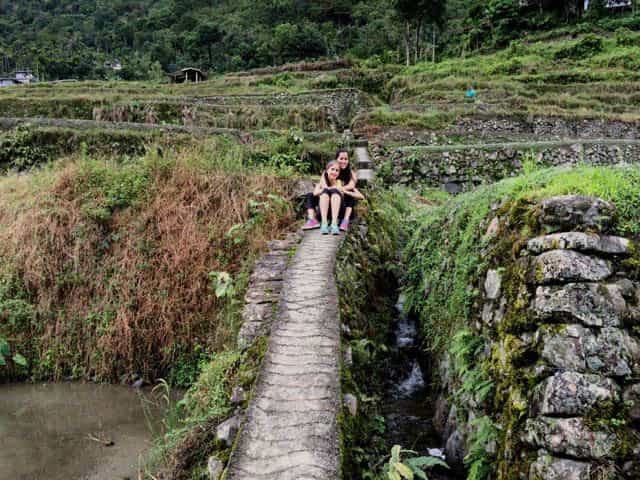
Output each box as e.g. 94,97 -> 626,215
383,445 -> 448,480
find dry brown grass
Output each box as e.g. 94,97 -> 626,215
0,148 -> 297,381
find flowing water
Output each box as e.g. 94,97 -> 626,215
384,296 -> 452,479
0,382 -> 174,480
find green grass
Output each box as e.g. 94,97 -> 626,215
402,164 -> 640,356
371,33 -> 640,126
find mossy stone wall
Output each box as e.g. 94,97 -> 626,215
423,195 -> 640,479
378,140 -> 640,193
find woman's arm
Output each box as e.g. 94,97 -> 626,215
343,170 -> 357,191
313,175 -> 327,196
343,188 -> 364,200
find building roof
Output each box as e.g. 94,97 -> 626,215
169,67 -> 207,77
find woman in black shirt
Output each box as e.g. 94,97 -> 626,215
303,148 -> 361,231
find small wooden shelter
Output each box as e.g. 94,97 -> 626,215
168,67 -> 207,83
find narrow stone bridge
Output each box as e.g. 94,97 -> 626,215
225,231 -> 343,480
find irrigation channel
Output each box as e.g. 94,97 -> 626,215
384,296 -> 453,480
1,382 -> 175,480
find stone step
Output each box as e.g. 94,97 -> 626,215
357,169 -> 375,183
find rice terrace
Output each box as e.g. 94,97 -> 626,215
1,1 -> 640,479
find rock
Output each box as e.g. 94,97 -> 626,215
539,324 -> 636,376
344,394 -> 357,416
529,250 -> 612,285
532,371 -> 619,416
443,404 -> 458,441
623,384 -> 640,420
433,396 -> 449,436
131,378 -> 145,389
532,283 -> 627,327
250,267 -> 285,282
343,346 -> 353,367
443,182 -> 461,194
482,302 -> 493,325
207,457 -> 224,479
484,269 -> 502,300
539,324 -> 589,371
526,232 -> 629,256
539,196 -> 616,232
216,415 -> 242,447
524,417 -> 616,459
244,287 -> 281,303
230,386 -> 247,404
242,302 -> 274,324
266,239 -> 294,251
483,217 -> 500,241
529,451 -> 592,480
585,327 -> 636,377
293,179 -> 315,197
444,429 -> 466,467
623,459 -> 640,478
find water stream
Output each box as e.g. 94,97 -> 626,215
384,296 -> 453,479
0,382 -> 174,480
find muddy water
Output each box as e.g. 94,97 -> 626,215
0,382 -> 172,480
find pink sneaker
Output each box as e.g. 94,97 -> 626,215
339,219 -> 349,231
302,218 -> 320,230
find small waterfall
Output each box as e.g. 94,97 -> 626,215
391,360 -> 426,400
383,295 -> 451,478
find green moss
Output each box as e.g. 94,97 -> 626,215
336,187 -> 417,479
400,165 -> 640,480
621,240 -> 640,281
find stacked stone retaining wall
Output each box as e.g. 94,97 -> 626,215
377,140 -> 640,193
368,115 -> 640,146
434,196 -> 640,479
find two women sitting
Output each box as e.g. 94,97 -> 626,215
303,148 -> 364,235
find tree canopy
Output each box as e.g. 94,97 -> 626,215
0,0 -> 636,80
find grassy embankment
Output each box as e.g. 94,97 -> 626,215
0,66 -> 385,132
0,137 -> 308,384
399,164 -> 640,479
358,29 -> 640,131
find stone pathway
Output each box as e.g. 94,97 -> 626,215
225,230 -> 342,480
354,139 -> 374,184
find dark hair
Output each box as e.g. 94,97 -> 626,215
335,148 -> 349,160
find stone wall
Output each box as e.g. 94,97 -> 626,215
138,89 -> 369,130
368,115 -> 640,145
377,140 -> 640,193
0,88 -> 369,132
434,196 -> 640,479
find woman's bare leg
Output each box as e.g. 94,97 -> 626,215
319,194 -> 330,224
307,208 -> 317,220
343,206 -> 353,221
330,194 -> 341,225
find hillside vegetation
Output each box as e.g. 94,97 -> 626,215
0,140 -> 305,384
1,0 -> 639,79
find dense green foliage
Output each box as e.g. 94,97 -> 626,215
1,0 -> 639,80
336,187 -> 423,479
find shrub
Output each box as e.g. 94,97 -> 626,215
615,27 -> 640,47
0,141 -> 298,382
554,34 -> 604,60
